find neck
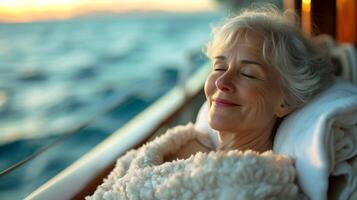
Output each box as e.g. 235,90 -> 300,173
217,120 -> 276,153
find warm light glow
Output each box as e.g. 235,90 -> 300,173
302,0 -> 311,12
0,0 -> 217,23
301,0 -> 311,36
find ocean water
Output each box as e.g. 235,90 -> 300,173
0,12 -> 221,199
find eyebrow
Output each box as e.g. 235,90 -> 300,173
213,56 -> 264,68
213,56 -> 226,61
240,60 -> 264,68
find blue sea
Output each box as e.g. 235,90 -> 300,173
0,12 -> 221,199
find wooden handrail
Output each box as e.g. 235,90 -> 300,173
25,65 -> 210,200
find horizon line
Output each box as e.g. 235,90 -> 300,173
0,2 -> 218,23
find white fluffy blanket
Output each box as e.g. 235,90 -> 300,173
87,124 -> 304,200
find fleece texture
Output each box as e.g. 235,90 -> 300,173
87,123 -> 304,200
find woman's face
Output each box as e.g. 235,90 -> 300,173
205,32 -> 286,134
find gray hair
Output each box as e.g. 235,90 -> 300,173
206,6 -> 333,108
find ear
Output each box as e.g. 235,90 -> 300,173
275,103 -> 294,118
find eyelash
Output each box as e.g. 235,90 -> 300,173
240,72 -> 257,79
212,63 -> 261,81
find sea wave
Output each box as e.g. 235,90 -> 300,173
0,12 -> 221,200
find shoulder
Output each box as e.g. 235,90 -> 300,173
161,123 -> 212,161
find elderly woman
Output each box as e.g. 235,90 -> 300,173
88,7 -> 332,200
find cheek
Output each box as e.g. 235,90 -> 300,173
240,84 -> 275,109
204,74 -> 216,100
239,84 -> 263,102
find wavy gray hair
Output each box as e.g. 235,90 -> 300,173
206,6 -> 333,108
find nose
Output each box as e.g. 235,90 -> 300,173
215,70 -> 235,93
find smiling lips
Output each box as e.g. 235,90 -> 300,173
213,98 -> 240,107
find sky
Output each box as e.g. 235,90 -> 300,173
0,0 -> 217,22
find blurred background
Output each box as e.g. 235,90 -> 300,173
0,0 -> 356,199
0,0 -> 223,199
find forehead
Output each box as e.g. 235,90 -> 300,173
213,30 -> 265,62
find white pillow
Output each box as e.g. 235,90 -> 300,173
273,80 -> 357,200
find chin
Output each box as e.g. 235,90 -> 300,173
208,117 -> 236,132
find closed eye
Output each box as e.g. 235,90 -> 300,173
212,63 -> 228,72
240,72 -> 257,79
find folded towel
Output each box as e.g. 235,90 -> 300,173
273,79 -> 357,200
